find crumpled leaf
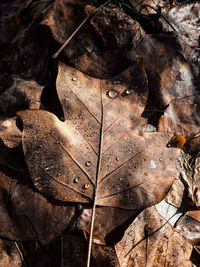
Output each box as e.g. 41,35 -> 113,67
115,206 -> 193,267
166,151 -> 200,209
158,98 -> 200,138
18,62 -> 180,210
175,212 -> 200,246
0,76 -> 43,117
0,117 -> 22,148
161,2 -> 200,49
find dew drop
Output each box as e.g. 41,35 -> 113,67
74,177 -> 79,183
107,164 -> 111,167
116,157 -> 120,161
159,158 -> 163,162
125,88 -> 134,95
84,184 -> 90,189
85,161 -> 92,166
75,126 -> 79,130
72,77 -> 78,82
150,160 -> 157,169
107,89 -> 118,99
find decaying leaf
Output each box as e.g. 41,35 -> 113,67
0,239 -> 22,267
158,99 -> 200,138
77,206 -> 138,245
156,200 -> 200,245
115,206 -> 193,267
0,117 -> 22,148
0,77 -> 43,117
18,62 -> 180,209
175,212 -> 200,246
0,166 -> 76,244
166,151 -> 200,209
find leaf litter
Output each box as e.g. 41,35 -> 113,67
18,61 -> 180,266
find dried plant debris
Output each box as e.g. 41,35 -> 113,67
166,151 -> 200,209
0,0 -> 199,265
115,206 -> 193,267
17,62 -> 181,265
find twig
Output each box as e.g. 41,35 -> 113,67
142,4 -> 177,31
14,241 -> 27,267
52,0 -> 112,58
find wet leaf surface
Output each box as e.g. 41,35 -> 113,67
18,62 -> 180,210
115,206 -> 193,267
0,0 -> 199,265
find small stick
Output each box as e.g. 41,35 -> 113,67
142,4 -> 177,31
52,0 -> 112,58
14,241 -> 27,267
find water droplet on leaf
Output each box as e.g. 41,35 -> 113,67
72,77 -> 78,82
84,184 -> 90,189
74,177 -> 79,183
85,161 -> 92,166
125,89 -> 133,95
107,89 -> 118,99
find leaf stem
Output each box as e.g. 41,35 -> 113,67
86,81 -> 104,267
52,0 -> 112,58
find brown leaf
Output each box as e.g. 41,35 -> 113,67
0,239 -> 22,267
0,117 -> 22,148
158,99 -> 200,138
166,152 -> 200,209
0,77 -> 43,117
60,234 -> 119,267
77,206 -> 138,245
175,212 -> 200,246
0,166 -> 76,244
115,206 -> 193,267
70,50 -> 134,79
18,62 -> 180,210
156,200 -> 200,246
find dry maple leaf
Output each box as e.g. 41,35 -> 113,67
18,61 -> 180,266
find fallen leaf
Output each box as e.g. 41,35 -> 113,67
166,151 -> 200,209
115,206 -> 193,267
0,239 -> 22,267
77,206 -> 139,245
0,166 -> 76,244
175,213 -> 200,246
18,62 -> 180,210
0,117 -> 22,148
0,77 -> 43,117
158,99 -> 200,138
